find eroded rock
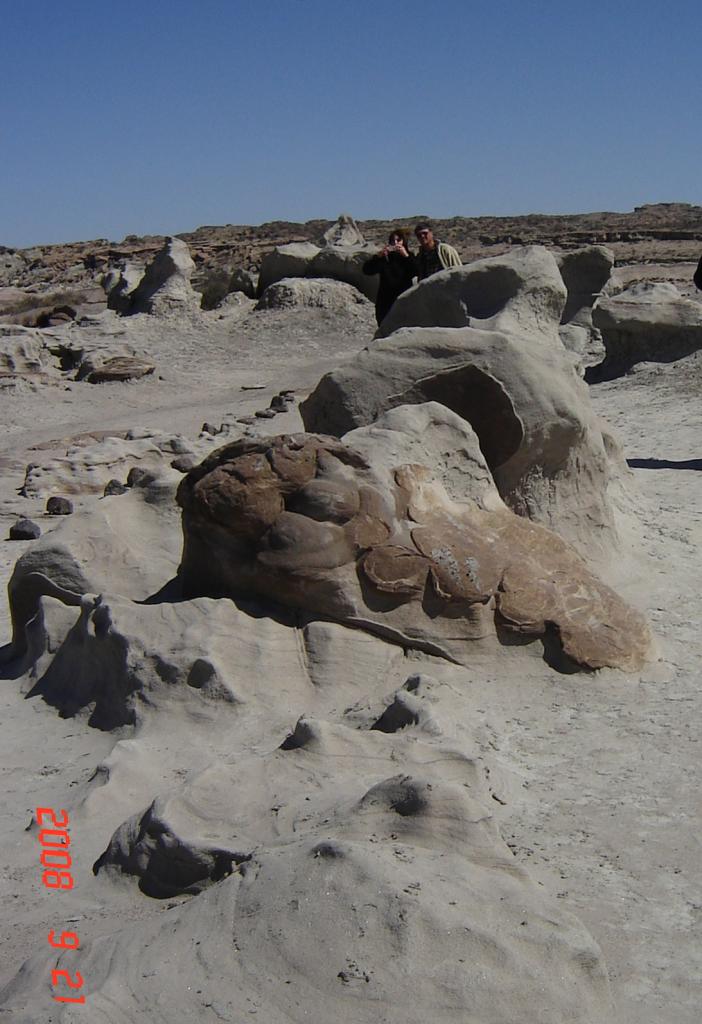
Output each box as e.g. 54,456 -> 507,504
301,309 -> 622,557
113,238 -> 198,316
256,277 -> 370,312
590,281 -> 702,380
177,405 -> 651,671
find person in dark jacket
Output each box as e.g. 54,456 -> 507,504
694,254 -> 702,290
362,228 -> 417,326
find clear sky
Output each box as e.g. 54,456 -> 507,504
2,0 -> 700,247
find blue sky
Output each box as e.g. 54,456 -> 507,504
2,0 -> 700,247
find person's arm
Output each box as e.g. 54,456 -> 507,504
442,243 -> 462,268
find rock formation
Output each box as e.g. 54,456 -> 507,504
19,429 -> 193,497
104,260 -> 145,313
3,698 -> 616,1023
256,277 -> 371,312
3,467 -> 182,665
301,247 -> 624,555
107,237 -> 198,316
557,245 -> 614,364
75,351 -> 155,383
0,326 -> 56,379
257,214 -> 377,301
590,281 -> 702,380
176,406 -> 650,671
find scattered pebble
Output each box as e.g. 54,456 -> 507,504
103,479 -> 129,496
46,496 -> 73,515
9,519 -> 41,540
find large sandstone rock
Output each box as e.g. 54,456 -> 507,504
112,237 -> 198,315
257,215 -> 378,301
590,281 -> 702,380
257,241 -> 321,296
301,250 -> 622,556
375,245 -> 566,338
256,277 -> 371,312
104,260 -> 145,313
176,406 -> 650,671
557,246 -> 614,364
311,245 -> 376,299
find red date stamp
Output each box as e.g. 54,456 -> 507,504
35,807 -> 87,1005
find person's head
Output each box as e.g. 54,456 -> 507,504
414,222 -> 435,250
387,228 -> 410,248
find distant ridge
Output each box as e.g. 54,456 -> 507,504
3,203 -> 701,294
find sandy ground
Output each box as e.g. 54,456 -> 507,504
0,292 -> 700,1022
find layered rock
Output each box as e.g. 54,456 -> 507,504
19,429 -> 191,497
301,248 -> 623,555
176,406 -> 650,671
0,326 -> 56,379
590,281 -> 702,380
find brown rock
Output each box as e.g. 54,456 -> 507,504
176,407 -> 651,672
78,354 -> 155,383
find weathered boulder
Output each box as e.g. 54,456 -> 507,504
257,215 -> 377,301
114,238 -> 198,316
557,246 -> 614,364
9,519 -> 41,541
176,406 -> 651,671
310,246 -> 376,299
256,277 -> 371,312
375,245 -> 566,338
104,260 -> 145,313
37,330 -> 156,382
76,351 -> 155,383
257,242 -> 320,296
0,248 -> 28,286
590,281 -> 702,380
301,313 -> 621,554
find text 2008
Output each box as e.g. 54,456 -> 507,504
35,807 -> 87,1005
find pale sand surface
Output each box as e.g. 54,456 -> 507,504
0,291 -> 700,1022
